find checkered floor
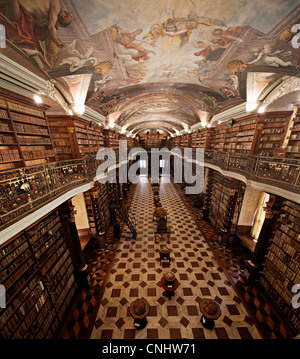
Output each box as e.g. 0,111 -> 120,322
90,177 -> 261,339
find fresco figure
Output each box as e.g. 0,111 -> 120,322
59,39 -> 97,72
0,0 -> 72,66
248,42 -> 293,67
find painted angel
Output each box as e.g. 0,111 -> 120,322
59,39 -> 98,72
247,41 -> 293,68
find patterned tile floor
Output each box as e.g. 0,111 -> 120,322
90,177 -> 261,339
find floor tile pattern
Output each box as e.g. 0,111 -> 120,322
90,178 -> 261,339
174,183 -> 295,339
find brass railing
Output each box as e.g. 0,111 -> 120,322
0,157 -> 96,231
204,150 -> 300,194
0,151 -> 299,231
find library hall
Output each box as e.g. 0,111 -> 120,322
0,0 -> 300,341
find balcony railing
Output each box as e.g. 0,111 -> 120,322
0,151 -> 299,232
0,156 -> 97,231
204,150 -> 300,194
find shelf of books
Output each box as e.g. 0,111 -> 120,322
84,182 -> 111,238
0,93 -> 56,171
233,117 -> 257,154
259,200 -> 300,333
179,134 -> 190,148
0,209 -> 77,339
48,116 -> 104,160
206,169 -> 244,241
286,111 -> 300,159
258,113 -> 290,157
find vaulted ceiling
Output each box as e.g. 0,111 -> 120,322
0,0 -> 299,135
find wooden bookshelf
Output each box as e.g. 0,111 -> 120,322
84,182 -> 111,238
48,116 -> 104,160
259,199 -> 300,333
257,112 -> 290,157
286,111 -> 300,159
206,169 -> 245,242
0,209 -> 77,339
0,92 -> 56,171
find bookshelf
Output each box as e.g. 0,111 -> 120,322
206,169 -> 245,241
0,209 -> 77,339
257,113 -> 290,157
48,116 -> 104,160
84,182 -> 111,238
286,111 -> 300,159
0,93 -> 56,171
259,200 -> 300,333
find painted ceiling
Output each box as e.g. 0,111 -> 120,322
0,0 -> 300,135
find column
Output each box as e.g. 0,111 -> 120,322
60,200 -> 92,289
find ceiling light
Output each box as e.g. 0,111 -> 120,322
33,95 -> 42,104
246,101 -> 258,112
73,104 -> 85,115
258,105 -> 266,114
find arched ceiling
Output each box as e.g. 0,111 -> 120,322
0,0 -> 299,135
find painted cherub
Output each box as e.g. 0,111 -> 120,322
247,41 -> 293,67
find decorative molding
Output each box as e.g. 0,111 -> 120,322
208,103 -> 254,125
262,76 -> 300,108
0,53 -> 48,95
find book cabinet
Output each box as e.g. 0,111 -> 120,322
286,111 -> 300,159
259,200 -> 300,333
0,209 -> 77,339
48,116 -> 104,160
0,91 -> 56,171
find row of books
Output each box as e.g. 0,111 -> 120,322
259,276 -> 300,332
289,133 -> 300,140
46,250 -> 70,288
8,102 -> 44,118
1,246 -> 31,283
0,149 -> 21,162
267,243 -> 299,280
0,134 -> 15,144
31,222 -> 63,255
27,211 -> 59,239
5,261 -> 38,302
40,239 -> 66,276
262,128 -> 284,134
0,234 -> 27,258
278,220 -> 299,242
0,109 -> 8,118
23,149 -> 55,159
0,122 -> 11,131
286,145 -> 300,152
19,136 -> 51,144
55,147 -> 72,154
261,268 -> 294,310
53,139 -> 71,146
11,112 -> 47,127
3,254 -> 35,289
14,123 -> 49,135
0,277 -> 43,338
51,270 -> 75,310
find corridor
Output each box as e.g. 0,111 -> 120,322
90,177 -> 262,339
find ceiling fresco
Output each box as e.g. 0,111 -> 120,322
0,0 -> 299,134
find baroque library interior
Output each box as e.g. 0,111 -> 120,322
0,0 -> 300,341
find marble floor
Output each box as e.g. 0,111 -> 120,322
90,177 -> 262,339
